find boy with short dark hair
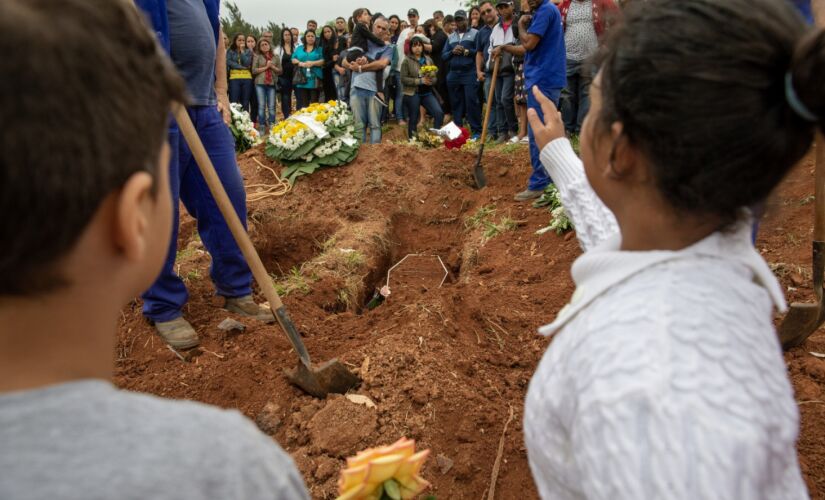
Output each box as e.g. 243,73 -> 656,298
0,1 -> 308,498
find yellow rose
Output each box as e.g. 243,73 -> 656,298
336,438 -> 430,500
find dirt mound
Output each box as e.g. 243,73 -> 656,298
114,132 -> 825,498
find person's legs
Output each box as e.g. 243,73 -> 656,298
404,94 -> 421,139
142,121 -> 188,322
255,84 -> 268,130
562,59 -> 580,134
367,91 -> 382,144
395,73 -> 405,121
266,86 -> 276,127
464,82 -> 482,136
448,81 -> 465,127
497,73 -> 517,137
310,88 -> 320,104
228,79 -> 242,104
295,87 -> 306,110
421,93 -> 444,129
483,75 -> 499,138
240,79 -> 253,116
178,106 -> 252,298
576,64 -> 592,133
527,86 -> 561,191
279,79 -> 292,119
350,88 -> 371,142
249,80 -> 258,123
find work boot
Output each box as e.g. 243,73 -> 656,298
224,295 -> 275,323
154,317 -> 200,350
513,189 -> 544,202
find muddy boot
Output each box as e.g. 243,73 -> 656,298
224,295 -> 275,323
513,189 -> 544,202
154,317 -> 200,349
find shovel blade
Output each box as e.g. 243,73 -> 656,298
473,162 -> 487,189
285,359 -> 360,398
779,303 -> 825,349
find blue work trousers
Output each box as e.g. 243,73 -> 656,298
494,73 -> 517,136
448,79 -> 482,135
142,106 -> 252,322
350,87 -> 383,144
527,86 -> 562,191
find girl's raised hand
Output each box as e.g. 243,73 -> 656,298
526,86 -> 565,151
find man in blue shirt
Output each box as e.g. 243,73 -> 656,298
443,10 -> 482,138
135,0 -> 273,349
344,16 -> 393,144
515,0 -> 566,201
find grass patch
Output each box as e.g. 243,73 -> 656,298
569,134 -> 580,155
464,204 -> 497,230
482,217 -> 520,242
273,266 -> 315,296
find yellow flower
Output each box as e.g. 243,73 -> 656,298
328,100 -> 338,106
315,113 -> 329,123
337,438 -> 430,500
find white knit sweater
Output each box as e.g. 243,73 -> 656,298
524,139 -> 808,500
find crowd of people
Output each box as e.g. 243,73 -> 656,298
225,0 -> 625,202
2,0 -> 824,499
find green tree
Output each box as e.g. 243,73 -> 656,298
220,2 -> 284,46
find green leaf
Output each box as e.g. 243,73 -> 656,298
383,479 -> 401,500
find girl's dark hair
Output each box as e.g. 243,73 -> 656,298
245,34 -> 257,54
595,0 -> 825,224
232,33 -> 246,51
469,6 -> 480,27
389,14 -> 401,34
350,8 -> 370,33
301,29 -> 316,48
321,26 -> 338,60
281,27 -> 294,50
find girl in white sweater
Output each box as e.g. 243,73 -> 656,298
524,0 -> 824,498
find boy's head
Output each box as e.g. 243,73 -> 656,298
0,0 -> 185,298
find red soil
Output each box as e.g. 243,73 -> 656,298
114,135 -> 825,498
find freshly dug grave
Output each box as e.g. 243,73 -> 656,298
115,134 -> 825,498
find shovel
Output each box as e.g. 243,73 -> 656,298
779,135 -> 825,349
472,56 -> 501,189
174,105 -> 359,397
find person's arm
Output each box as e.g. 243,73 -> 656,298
528,87 -> 617,250
226,50 -> 247,70
252,55 -> 266,75
271,55 -> 282,76
358,54 -> 390,72
215,28 -> 230,124
500,43 -> 527,57
518,13 -> 543,51
400,59 -> 419,87
442,38 -> 454,62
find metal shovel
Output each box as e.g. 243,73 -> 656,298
174,105 -> 360,397
472,56 -> 501,189
779,135 -> 825,349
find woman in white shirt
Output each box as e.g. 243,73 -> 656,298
524,0 -> 824,498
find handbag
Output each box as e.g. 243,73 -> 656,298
292,66 -> 307,86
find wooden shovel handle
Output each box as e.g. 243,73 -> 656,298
172,106 -> 285,312
815,134 -> 825,241
479,56 -> 501,144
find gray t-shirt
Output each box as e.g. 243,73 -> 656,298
167,0 -> 217,106
0,380 -> 308,500
351,43 -> 393,93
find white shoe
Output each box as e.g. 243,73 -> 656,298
508,135 -> 519,144
519,136 -> 529,144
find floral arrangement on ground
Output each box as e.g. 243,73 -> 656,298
265,100 -> 361,184
534,184 -> 574,235
229,103 -> 262,153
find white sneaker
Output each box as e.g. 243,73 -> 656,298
508,135 -> 519,144
519,136 -> 529,144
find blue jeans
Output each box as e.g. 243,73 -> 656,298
527,86 -> 562,191
391,71 -> 405,121
561,59 -> 591,135
403,92 -> 445,139
494,73 -> 517,136
228,78 -> 253,114
448,79 -> 482,135
350,87 -> 382,144
256,84 -> 276,130
278,77 -> 293,119
142,106 -> 252,322
483,74 -> 499,137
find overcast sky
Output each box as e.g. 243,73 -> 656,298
227,0 -> 465,31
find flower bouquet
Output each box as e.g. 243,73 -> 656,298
412,130 -> 444,149
229,103 -> 262,153
444,126 -> 470,150
534,185 -> 574,235
419,65 -> 438,79
265,100 -> 361,184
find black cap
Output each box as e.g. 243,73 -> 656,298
496,0 -> 513,6
407,8 -> 419,17
454,9 -> 467,19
